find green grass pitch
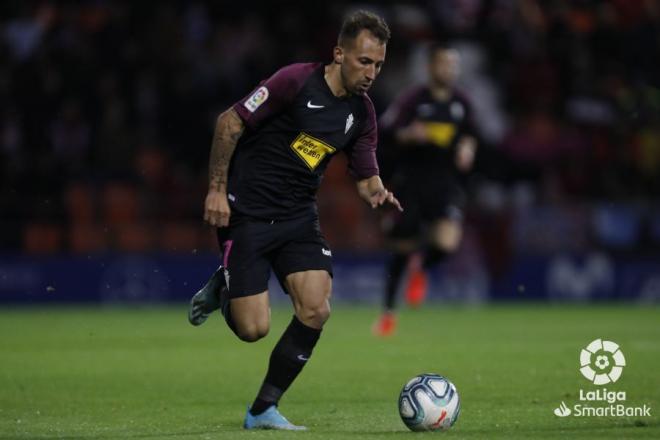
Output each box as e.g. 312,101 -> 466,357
1,305 -> 659,439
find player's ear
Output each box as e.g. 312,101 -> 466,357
333,46 -> 344,64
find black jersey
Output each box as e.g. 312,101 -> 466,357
230,63 -> 379,221
380,85 -> 474,175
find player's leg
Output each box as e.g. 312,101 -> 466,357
189,218 -> 272,341
374,193 -> 421,335
422,180 -> 466,270
222,231 -> 273,341
244,270 -> 330,430
406,181 -> 465,305
403,248 -> 428,308
287,269 -> 332,328
244,220 -> 332,430
264,270 -> 331,406
188,229 -> 234,326
384,239 -> 416,311
372,239 -> 414,337
425,215 -> 463,269
407,217 -> 461,307
188,266 -> 228,326
229,292 -> 270,342
190,274 -> 271,341
405,218 -> 462,308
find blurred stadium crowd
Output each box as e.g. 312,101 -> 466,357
1,1 -> 659,257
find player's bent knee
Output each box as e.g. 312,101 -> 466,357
435,239 -> 459,254
236,323 -> 269,342
298,301 -> 331,328
234,314 -> 270,342
432,223 -> 462,252
229,291 -> 270,342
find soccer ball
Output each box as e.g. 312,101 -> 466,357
398,373 -> 460,431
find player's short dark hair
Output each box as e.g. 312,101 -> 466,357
428,42 -> 454,60
338,10 -> 390,47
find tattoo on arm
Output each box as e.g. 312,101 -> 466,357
208,108 -> 244,192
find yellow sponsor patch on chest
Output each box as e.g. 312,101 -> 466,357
290,133 -> 336,170
424,122 -> 456,148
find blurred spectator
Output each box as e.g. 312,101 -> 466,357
50,99 -> 91,174
0,1 -> 658,255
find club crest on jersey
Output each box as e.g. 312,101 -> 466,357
244,86 -> 269,113
450,101 -> 465,120
290,133 -> 336,170
345,113 -> 354,134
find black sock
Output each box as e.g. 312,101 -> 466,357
250,384 -> 280,416
423,247 -> 450,270
384,252 -> 408,311
250,316 -> 321,415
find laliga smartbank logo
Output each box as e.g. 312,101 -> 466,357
579,338 -> 625,385
553,339 -> 651,418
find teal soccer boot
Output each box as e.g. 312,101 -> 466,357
187,267 -> 227,326
243,405 -> 307,431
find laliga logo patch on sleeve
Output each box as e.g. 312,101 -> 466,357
244,86 -> 269,113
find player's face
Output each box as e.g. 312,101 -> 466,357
429,49 -> 460,87
335,30 -> 386,95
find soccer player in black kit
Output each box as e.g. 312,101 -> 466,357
187,11 -> 401,430
373,43 -> 477,337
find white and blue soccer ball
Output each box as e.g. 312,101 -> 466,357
398,373 -> 460,431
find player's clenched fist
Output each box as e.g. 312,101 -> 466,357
204,190 -> 231,227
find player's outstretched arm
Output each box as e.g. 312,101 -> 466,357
205,108 -> 245,227
395,121 -> 429,145
356,175 -> 403,211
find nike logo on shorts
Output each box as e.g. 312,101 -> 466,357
297,354 -> 309,361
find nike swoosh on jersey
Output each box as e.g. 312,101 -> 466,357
306,100 -> 324,109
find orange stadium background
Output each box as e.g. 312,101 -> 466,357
1,1 -> 659,303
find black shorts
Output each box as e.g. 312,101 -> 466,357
216,215 -> 333,298
385,174 -> 466,240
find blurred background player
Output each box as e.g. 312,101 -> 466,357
373,43 -> 477,337
188,10 -> 400,430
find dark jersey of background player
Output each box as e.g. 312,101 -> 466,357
372,43 -> 478,337
381,85 -> 475,184
229,62 -> 379,222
